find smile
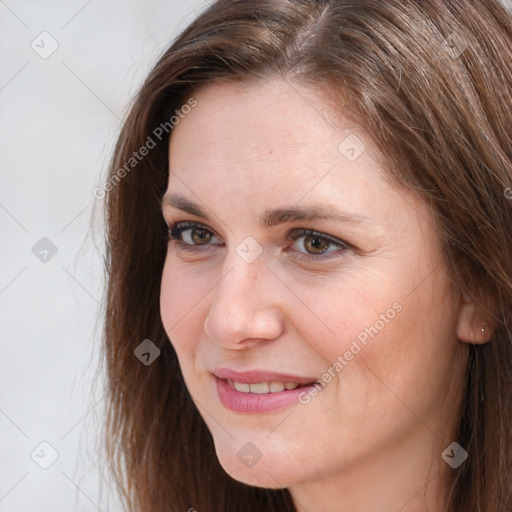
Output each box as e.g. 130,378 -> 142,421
229,379 -> 302,393
212,369 -> 319,413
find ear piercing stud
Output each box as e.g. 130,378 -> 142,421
481,322 -> 486,338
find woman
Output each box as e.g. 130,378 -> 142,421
100,1 -> 512,510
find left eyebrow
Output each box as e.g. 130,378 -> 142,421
261,204 -> 372,227
161,193 -> 372,227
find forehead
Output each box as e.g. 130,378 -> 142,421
166,79 -> 403,224
169,79 -> 361,163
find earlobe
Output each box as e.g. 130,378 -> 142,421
456,291 -> 495,344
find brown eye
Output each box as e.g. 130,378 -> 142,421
168,221 -> 221,248
190,227 -> 212,245
303,234 -> 331,254
288,228 -> 349,261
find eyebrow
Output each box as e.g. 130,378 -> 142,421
161,193 -> 372,227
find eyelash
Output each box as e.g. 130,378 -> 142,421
166,220 -> 350,262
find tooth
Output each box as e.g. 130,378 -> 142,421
284,382 -> 299,390
249,382 -> 270,394
269,381 -> 285,392
234,381 -> 250,393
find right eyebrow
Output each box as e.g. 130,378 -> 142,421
161,193 -> 210,219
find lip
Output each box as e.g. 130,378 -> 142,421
212,367 -> 318,385
212,367 -> 319,413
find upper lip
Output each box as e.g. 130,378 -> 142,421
212,367 -> 318,385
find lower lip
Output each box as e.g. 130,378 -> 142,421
215,378 -> 317,413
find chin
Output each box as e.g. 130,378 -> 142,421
212,435 -> 305,489
217,455 -> 291,489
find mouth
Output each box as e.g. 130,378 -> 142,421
224,378 -> 315,394
212,368 -> 319,413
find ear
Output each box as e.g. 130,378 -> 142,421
456,290 -> 497,344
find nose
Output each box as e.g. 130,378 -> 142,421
203,256 -> 285,349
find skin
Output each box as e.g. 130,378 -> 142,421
159,78 -> 486,512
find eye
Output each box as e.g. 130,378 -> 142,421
288,228 -> 349,260
167,221 -> 222,248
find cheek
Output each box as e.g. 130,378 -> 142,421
292,261 -> 451,406
326,270 -> 456,420
290,270 -> 401,364
159,258 -> 209,355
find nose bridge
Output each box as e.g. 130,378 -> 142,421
203,253 -> 282,346
218,257 -> 260,309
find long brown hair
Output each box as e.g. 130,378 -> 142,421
99,1 -> 512,510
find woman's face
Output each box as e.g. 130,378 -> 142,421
160,78 -> 467,495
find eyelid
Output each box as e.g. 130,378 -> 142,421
287,227 -> 350,249
168,220 -> 223,242
169,220 -> 215,231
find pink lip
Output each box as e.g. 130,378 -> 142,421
212,367 -> 319,413
212,367 -> 317,385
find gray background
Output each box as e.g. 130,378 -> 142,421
0,1 -> 206,510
